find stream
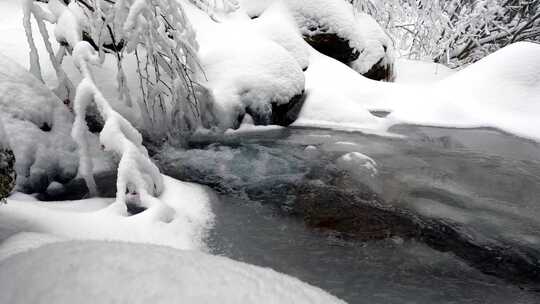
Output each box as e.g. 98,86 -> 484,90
155,125 -> 540,303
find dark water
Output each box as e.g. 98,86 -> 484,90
156,125 -> 540,303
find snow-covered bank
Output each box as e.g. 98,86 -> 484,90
394,59 -> 454,84
0,240 -> 345,304
296,42 -> 540,141
0,175 -> 214,252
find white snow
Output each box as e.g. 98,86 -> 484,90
295,42 -> 540,141
187,2 -> 305,128
252,1 -> 310,70
0,232 -> 64,262
0,175 -> 214,251
348,12 -> 394,76
0,240 -> 345,304
394,59 -> 454,84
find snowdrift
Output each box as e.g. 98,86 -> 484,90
0,240 -> 345,304
0,175 -> 214,251
296,42 -> 540,141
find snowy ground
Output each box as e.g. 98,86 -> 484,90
0,240 -> 345,304
295,42 -> 540,141
0,175 -> 214,252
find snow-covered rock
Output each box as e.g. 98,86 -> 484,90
187,3 -> 306,129
0,240 -> 345,304
287,0 -> 394,81
349,12 -> 395,81
252,1 -> 310,70
237,0 -> 395,80
202,37 -> 305,127
0,53 -> 79,193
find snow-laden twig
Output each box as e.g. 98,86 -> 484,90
71,41 -> 164,210
23,0 -> 171,215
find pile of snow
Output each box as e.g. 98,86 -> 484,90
0,175 -> 214,251
394,59 -> 454,84
252,1 -> 310,70
295,42 -> 540,141
0,240 -> 345,304
284,0 -> 393,78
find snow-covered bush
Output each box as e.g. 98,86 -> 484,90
0,53 -> 80,193
352,0 -> 540,67
21,0 -> 187,209
24,0 -> 212,140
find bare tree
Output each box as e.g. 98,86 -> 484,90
352,0 -> 540,67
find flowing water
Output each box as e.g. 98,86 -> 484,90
156,125 -> 540,303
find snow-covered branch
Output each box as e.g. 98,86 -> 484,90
22,0 -> 187,212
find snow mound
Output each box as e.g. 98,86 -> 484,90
0,232 -> 64,262
394,59 -> 454,84
188,3 -> 305,128
252,1 -> 310,70
0,240 -> 345,304
202,36 -> 304,127
296,42 -> 540,141
0,175 -> 214,251
287,0 -> 364,50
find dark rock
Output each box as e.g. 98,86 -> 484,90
40,122 -> 52,132
246,92 -> 306,127
0,146 -> 16,200
304,33 -> 359,64
294,181 -> 420,240
85,103 -> 105,133
37,171 -> 117,201
271,92 -> 307,126
360,58 -> 395,82
368,109 -> 391,118
294,172 -> 540,287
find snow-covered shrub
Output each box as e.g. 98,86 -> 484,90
24,0 -> 212,140
352,0 -> 540,67
0,53 -> 80,193
21,0 -> 179,210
